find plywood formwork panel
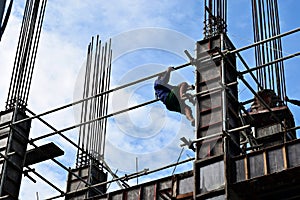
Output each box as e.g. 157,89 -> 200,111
88,171 -> 193,200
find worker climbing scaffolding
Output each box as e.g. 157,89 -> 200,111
154,66 -> 195,126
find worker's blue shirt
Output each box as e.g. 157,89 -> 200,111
154,78 -> 173,104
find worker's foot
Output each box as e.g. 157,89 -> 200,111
188,97 -> 196,105
187,84 -> 195,91
191,119 -> 195,127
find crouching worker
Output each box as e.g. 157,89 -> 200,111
154,67 -> 195,126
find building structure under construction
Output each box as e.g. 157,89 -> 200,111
0,0 -> 300,199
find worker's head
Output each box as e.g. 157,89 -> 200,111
257,89 -> 278,108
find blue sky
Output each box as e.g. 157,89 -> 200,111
0,0 -> 300,199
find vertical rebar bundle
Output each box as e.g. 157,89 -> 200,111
251,0 -> 286,100
0,0 -> 13,41
203,0 -> 227,38
6,0 -> 47,110
76,36 -> 112,168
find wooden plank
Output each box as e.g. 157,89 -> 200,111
176,192 -> 193,199
263,151 -> 268,175
282,145 -> 288,169
244,156 -> 248,180
123,190 -> 127,200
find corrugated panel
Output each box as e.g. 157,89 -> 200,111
199,161 -> 225,193
288,142 -> 300,167
198,123 -> 222,137
178,176 -> 193,194
199,92 -> 222,110
199,107 -> 222,128
127,188 -> 140,199
198,77 -> 221,92
69,181 -> 85,193
143,185 -> 155,200
268,148 -> 284,174
233,139 -> 300,184
235,158 -> 245,182
256,123 -> 282,138
111,192 -> 123,200
198,139 -> 223,159
159,179 -> 172,190
198,67 -> 221,83
249,153 -> 264,179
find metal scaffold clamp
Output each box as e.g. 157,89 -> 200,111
184,50 -> 197,66
180,137 -> 195,151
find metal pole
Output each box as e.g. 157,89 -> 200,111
7,123 -> 104,197
0,0 -> 6,26
218,45 -> 286,128
25,108 -> 101,168
192,81 -> 238,97
46,158 -> 194,200
2,62 -> 191,128
236,52 -> 263,90
25,166 -> 65,196
191,132 -> 224,144
239,52 -> 300,75
31,99 -> 160,142
239,75 -> 285,127
228,27 -> 300,54
227,125 -> 251,133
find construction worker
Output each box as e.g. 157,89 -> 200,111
154,67 -> 195,126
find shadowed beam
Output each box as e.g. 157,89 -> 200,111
24,142 -> 64,166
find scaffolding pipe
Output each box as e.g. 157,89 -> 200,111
7,124 -> 104,197
218,45 -> 286,127
227,125 -> 251,133
239,75 -> 285,127
25,108 -> 82,155
25,107 -> 125,187
227,90 -> 255,122
31,99 -> 159,142
46,157 -> 194,200
27,108 -> 127,188
236,52 -> 263,90
239,51 -> 300,75
192,132 -> 224,143
192,81 -> 238,97
286,125 -> 300,132
228,27 -> 300,54
27,141 -> 104,196
1,62 -> 191,129
0,152 -> 38,185
25,166 -> 65,196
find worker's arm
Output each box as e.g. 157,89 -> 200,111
286,96 -> 300,107
160,67 -> 174,84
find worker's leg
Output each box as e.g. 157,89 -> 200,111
178,82 -> 195,105
183,104 -> 195,126
178,82 -> 188,99
165,91 -> 195,126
